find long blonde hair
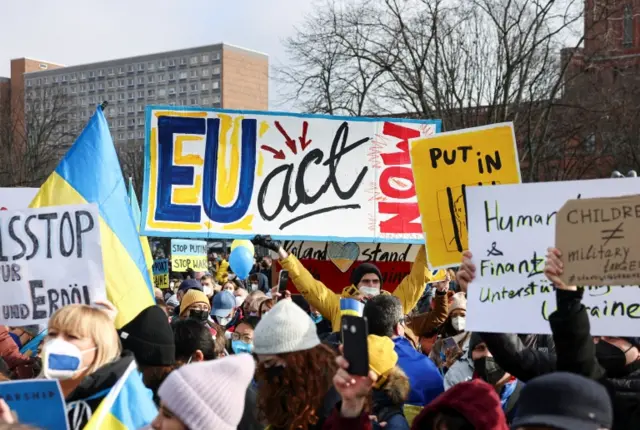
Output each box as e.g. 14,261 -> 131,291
47,304 -> 121,374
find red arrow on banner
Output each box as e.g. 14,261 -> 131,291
274,121 -> 297,155
299,121 -> 312,151
260,145 -> 286,160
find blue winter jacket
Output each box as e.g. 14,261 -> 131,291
393,336 -> 444,406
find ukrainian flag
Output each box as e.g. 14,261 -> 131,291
84,360 -> 157,429
340,298 -> 364,317
29,105 -> 155,328
128,177 -> 154,284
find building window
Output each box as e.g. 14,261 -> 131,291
137,117 -> 144,125
44,77 -> 49,84
137,77 -> 144,84
128,92 -> 134,100
180,85 -> 187,94
108,94 -> 115,101
108,68 -> 114,76
108,107 -> 115,116
99,69 -> 104,77
190,83 -> 198,92
118,79 -> 124,88
168,87 -> 176,95
624,4 -> 634,48
62,75 -> 67,82
168,59 -> 176,67
26,80 -> 32,87
108,80 -> 114,88
148,62 -> 155,71
202,97 -> 210,104
190,98 -> 198,105
128,106 -> 135,114
118,133 -> 124,140
89,71 -> 95,78
158,73 -> 165,82
127,65 -> 134,72
118,119 -> 125,127
70,73 -> 76,81
118,93 -> 125,100
212,94 -> 221,103
213,52 -> 221,61
137,104 -> 144,112
169,72 -> 176,81
80,84 -> 86,92
118,106 -> 125,114
88,96 -> 95,104
36,78 -> 42,86
190,69 -> 198,78
118,67 -> 125,74
128,132 -> 135,140
128,78 -> 134,86
212,80 -> 220,89
201,82 -> 209,90
128,118 -> 135,125
180,57 -> 187,65
71,86 -> 77,94
213,66 -> 221,75
158,88 -> 166,96
201,54 -> 209,63
80,72 -> 87,80
148,89 -> 156,96
190,56 -> 198,65
202,68 -> 210,77
138,63 -> 144,71
89,83 -> 95,91
148,75 -> 155,83
138,90 -> 144,98
179,71 -> 188,80
159,60 -> 166,69
98,82 -> 104,90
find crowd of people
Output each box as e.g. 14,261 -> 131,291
0,234 -> 634,430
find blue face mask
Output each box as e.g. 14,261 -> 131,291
311,313 -> 323,324
232,340 -> 253,355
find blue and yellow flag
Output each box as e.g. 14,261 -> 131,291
127,177 -> 141,231
29,105 -> 155,328
340,298 -> 364,317
128,177 -> 154,284
84,360 -> 157,430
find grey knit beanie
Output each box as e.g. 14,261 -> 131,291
157,354 -> 255,430
253,299 -> 320,355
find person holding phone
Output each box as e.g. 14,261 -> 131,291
252,235 -> 431,333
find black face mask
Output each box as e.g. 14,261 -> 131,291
264,365 -> 285,384
596,341 -> 633,377
188,309 -> 209,323
474,357 -> 506,386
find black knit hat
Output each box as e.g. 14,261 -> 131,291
118,305 -> 175,366
350,263 -> 383,287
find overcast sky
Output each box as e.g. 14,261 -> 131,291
0,0 -> 316,109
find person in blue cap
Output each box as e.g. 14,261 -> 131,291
211,290 -> 241,331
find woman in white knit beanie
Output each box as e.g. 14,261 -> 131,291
150,354 -> 254,430
253,299 -> 340,430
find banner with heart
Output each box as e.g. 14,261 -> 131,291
327,242 -> 361,273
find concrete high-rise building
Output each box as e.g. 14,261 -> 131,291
0,43 -> 269,145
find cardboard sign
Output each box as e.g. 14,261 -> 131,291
0,204 -> 106,325
466,178 -> 640,336
410,123 -> 521,269
0,379 -> 69,430
557,195 -> 640,286
152,258 -> 169,289
0,188 -> 38,211
141,107 -> 440,243
170,239 -> 208,272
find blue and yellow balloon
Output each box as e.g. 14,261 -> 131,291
229,240 -> 254,280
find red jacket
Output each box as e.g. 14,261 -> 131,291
0,326 -> 36,378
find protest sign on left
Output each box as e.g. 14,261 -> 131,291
0,379 -> 69,430
0,188 -> 38,211
0,204 -> 106,325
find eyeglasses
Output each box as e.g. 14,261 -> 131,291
231,332 -> 253,343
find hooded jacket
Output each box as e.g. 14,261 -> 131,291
65,352 -> 137,430
406,290 -> 448,337
549,288 -> 640,430
280,246 -> 430,332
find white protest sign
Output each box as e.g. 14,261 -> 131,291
0,188 -> 38,210
0,204 -> 106,325
466,178 -> 640,336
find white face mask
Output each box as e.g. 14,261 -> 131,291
203,286 -> 213,297
43,338 -> 96,380
359,286 -> 380,297
217,316 -> 232,326
451,316 -> 466,332
250,283 -> 258,292
235,296 -> 245,307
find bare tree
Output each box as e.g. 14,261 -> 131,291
0,86 -> 78,187
277,0 -> 621,182
117,141 -> 145,199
